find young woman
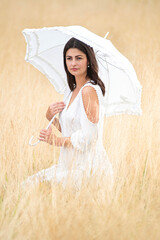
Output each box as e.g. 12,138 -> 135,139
24,38 -> 113,190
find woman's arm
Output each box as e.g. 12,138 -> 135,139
46,101 -> 66,132
81,86 -> 99,123
38,126 -> 72,147
52,117 -> 62,132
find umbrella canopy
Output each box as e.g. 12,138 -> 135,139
22,25 -> 142,116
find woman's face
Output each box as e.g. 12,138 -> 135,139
65,48 -> 88,78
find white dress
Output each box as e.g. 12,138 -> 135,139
23,82 -> 113,190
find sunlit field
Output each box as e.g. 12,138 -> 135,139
0,0 -> 160,239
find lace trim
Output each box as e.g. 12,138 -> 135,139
22,26 -> 106,53
22,30 -> 67,94
104,86 -> 142,116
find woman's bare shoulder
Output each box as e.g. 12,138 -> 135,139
81,85 -> 99,123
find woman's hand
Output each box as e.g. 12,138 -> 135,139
46,102 -> 66,121
39,125 -> 71,147
39,126 -> 53,145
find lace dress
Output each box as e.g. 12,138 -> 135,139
23,82 -> 113,190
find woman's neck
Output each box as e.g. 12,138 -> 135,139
75,76 -> 90,90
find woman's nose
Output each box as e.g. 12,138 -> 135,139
71,59 -> 76,66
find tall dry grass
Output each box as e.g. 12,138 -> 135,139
0,0 -> 160,239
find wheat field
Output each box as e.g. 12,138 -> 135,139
0,0 -> 160,239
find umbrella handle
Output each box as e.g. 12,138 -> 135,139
29,115 -> 57,146
29,136 -> 40,146
104,32 -> 109,39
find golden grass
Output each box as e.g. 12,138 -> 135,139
0,0 -> 160,239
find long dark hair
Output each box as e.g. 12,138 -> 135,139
63,37 -> 105,96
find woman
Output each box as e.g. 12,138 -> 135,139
24,38 -> 113,190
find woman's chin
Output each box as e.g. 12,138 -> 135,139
70,71 -> 86,78
70,72 -> 80,77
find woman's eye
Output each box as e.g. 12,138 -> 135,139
66,57 -> 82,60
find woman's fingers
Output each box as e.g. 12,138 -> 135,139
39,129 -> 47,141
39,126 -> 52,143
52,101 -> 65,105
46,101 -> 66,120
49,102 -> 65,108
49,102 -> 66,113
39,133 -> 47,140
39,129 -> 47,135
40,130 -> 50,137
50,106 -> 65,111
38,137 -> 46,141
50,106 -> 65,113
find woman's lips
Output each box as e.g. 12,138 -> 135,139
71,68 -> 78,71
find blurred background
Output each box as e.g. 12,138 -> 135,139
0,0 -> 160,239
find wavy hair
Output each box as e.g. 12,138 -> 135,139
63,37 -> 105,96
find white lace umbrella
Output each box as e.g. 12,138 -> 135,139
22,25 -> 142,146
